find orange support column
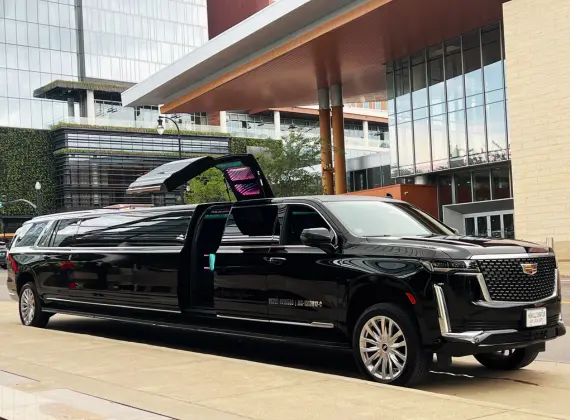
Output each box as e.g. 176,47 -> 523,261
331,84 -> 347,194
318,88 -> 333,194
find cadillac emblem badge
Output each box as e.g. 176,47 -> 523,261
521,263 -> 538,276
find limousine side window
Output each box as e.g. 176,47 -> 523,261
224,205 -> 278,240
51,219 -> 81,247
282,205 -> 330,246
14,222 -> 48,248
75,210 -> 193,247
36,221 -> 57,247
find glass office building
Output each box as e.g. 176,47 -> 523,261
0,0 -> 209,129
387,22 -> 509,177
0,0 -> 79,128
386,22 -> 514,238
82,0 -> 208,83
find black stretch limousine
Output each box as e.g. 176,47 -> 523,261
6,154 -> 566,386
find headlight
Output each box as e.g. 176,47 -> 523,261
422,259 -> 480,273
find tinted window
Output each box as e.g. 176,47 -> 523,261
14,222 -> 48,247
37,222 -> 56,247
283,205 -> 329,245
224,206 -> 277,238
75,210 -> 192,247
325,201 -> 454,237
52,219 -> 81,247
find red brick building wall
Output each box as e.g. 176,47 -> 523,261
346,184 -> 439,219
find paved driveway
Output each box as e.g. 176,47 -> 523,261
0,270 -> 569,419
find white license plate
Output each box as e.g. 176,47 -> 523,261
525,308 -> 547,328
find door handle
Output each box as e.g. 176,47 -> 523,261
267,257 -> 286,265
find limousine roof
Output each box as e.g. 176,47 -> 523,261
25,195 -> 405,224
28,204 -> 200,223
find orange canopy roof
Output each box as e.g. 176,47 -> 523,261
123,0 -> 505,113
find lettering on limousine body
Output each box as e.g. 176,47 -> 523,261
268,298 -> 322,308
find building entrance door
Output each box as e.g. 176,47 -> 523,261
463,211 -> 514,239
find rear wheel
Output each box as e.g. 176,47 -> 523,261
19,282 -> 50,328
474,348 -> 539,370
352,303 -> 430,387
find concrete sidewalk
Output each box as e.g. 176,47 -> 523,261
0,302 -> 566,420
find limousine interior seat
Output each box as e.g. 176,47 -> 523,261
191,206 -> 231,307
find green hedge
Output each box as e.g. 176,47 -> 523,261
229,137 -> 277,154
0,128 -> 56,216
51,122 -> 232,138
54,148 -> 223,158
0,125 -> 279,219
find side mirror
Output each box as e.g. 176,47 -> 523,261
300,227 -> 335,249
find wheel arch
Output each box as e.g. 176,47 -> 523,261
15,270 -> 36,297
346,277 -> 426,340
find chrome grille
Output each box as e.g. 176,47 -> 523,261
477,256 -> 557,302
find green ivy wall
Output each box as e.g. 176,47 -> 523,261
0,128 -> 56,217
0,125 -> 275,220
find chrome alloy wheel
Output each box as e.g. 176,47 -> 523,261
20,288 -> 36,325
359,316 -> 407,382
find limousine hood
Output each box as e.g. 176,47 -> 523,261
363,235 -> 551,260
126,154 -> 274,201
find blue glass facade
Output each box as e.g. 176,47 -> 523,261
82,0 -> 208,83
387,22 -> 509,178
0,0 -> 209,129
0,0 -> 79,128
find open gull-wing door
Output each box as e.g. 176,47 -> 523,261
126,154 -> 274,201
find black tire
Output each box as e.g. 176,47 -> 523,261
352,303 -> 430,387
18,282 -> 50,328
474,348 -> 539,370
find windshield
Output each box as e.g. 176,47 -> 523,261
325,201 -> 454,237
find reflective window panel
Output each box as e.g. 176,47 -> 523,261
387,22 -> 509,177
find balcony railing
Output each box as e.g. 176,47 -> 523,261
49,116 -> 229,135
49,116 -> 390,152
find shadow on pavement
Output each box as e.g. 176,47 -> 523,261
46,317 -> 542,391
47,317 -> 361,379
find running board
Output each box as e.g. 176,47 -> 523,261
42,308 -> 351,351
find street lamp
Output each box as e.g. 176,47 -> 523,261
157,116 -> 182,158
35,181 -> 41,215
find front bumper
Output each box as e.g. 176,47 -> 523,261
439,322 -> 566,356
433,283 -> 566,356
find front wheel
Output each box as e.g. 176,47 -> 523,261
474,348 -> 539,370
19,282 -> 50,328
352,303 -> 430,387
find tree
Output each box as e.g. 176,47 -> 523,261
184,168 -> 234,204
256,131 -> 323,197
183,132 -> 323,204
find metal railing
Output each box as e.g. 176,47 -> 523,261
48,116 -> 390,152
49,116 -> 229,135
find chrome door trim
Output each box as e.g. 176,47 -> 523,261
44,297 -> 181,314
217,314 -> 334,329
